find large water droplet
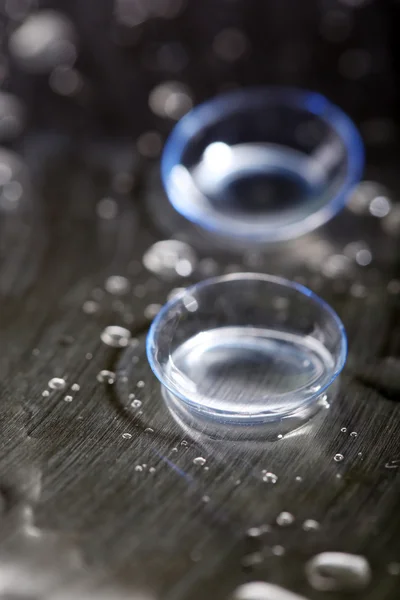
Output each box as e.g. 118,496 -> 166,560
101,325 -> 131,348
193,457 -> 206,466
302,519 -> 320,531
232,581 -> 309,600
334,453 -> 344,462
306,552 -> 371,591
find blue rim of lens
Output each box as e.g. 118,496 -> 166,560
146,273 -> 347,418
161,86 -> 364,242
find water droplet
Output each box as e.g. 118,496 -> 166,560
97,197 -> 118,219
202,495 -> 210,503
262,472 -> 278,484
247,526 -> 270,538
137,130 -> 163,158
180,440 -> 188,446
387,562 -> 400,576
295,476 -> 303,482
82,300 -> 99,314
306,552 -> 371,591
64,395 -> 73,402
193,457 -> 206,466
149,467 -> 156,474
122,433 -> 132,440
137,381 -> 145,388
167,287 -> 186,301
303,519 -> 320,531
350,431 -> 358,438
322,254 -> 352,279
101,325 -> 131,348
334,453 -> 344,462
105,275 -> 130,295
272,545 -> 285,556
9,10 -> 77,74
341,427 -> 347,433
213,27 -> 248,62
135,465 -> 143,472
387,279 -> 400,295
85,352 -> 93,360
385,459 -> 400,469
276,512 -> 295,527
143,240 -> 197,279
48,377 -> 66,390
144,427 -> 154,434
171,447 -> 178,453
232,582 -> 308,600
131,399 -> 142,408
42,390 -> 49,397
144,303 -> 162,319
97,370 -> 116,384
149,81 -> 193,120
71,383 -> 80,392
369,195 -> 391,218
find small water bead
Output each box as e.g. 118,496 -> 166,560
180,440 -> 188,446
303,519 -> 320,531
171,447 -> 178,453
97,370 -> 116,384
388,279 -> 400,295
149,80 -> 193,120
385,459 -> 400,469
48,377 -> 66,390
202,495 -> 210,503
262,472 -> 278,484
131,399 -> 142,409
272,545 -> 286,556
97,197 -> 118,219
100,325 -> 131,348
135,465 -> 143,472
82,300 -> 99,314
149,467 -> 156,474
247,525 -> 270,538
64,395 -> 73,402
387,562 -> 400,576
71,383 -> 80,392
42,390 -> 50,397
137,381 -> 145,388
350,431 -> 358,438
334,453 -> 344,462
122,433 -> 132,440
105,275 -> 130,295
144,427 -> 154,434
295,476 -> 303,482
276,512 -> 295,527
341,427 -> 347,433
306,552 -> 371,591
86,352 -> 93,360
193,457 -> 206,466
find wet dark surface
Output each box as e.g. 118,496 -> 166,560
1,1 -> 400,598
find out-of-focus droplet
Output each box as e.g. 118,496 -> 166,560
320,10 -> 352,43
82,300 -> 99,314
0,92 -> 25,140
97,197 -> 118,219
322,255 -> 352,278
369,195 -> 391,218
157,42 -> 188,72
149,81 -> 193,120
213,28 -> 248,62
382,205 -> 400,236
348,181 -> 389,215
143,240 -> 197,279
101,326 -> 131,348
387,562 -> 400,576
49,66 -> 82,96
144,304 -> 162,320
9,10 -> 77,74
137,131 -> 162,158
105,275 -> 130,295
306,552 -> 371,591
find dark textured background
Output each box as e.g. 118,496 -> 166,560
0,1 -> 399,598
